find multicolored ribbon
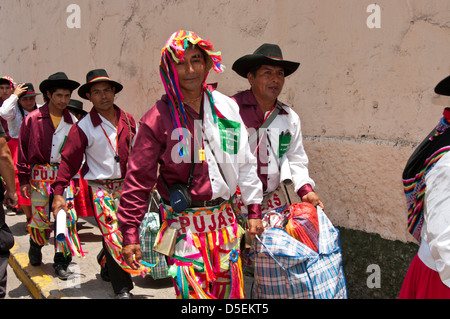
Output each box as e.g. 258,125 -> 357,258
159,30 -> 224,157
29,170 -> 84,257
90,181 -> 154,277
403,112 -> 450,241
55,181 -> 86,258
161,201 -> 246,299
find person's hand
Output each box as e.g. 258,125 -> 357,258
301,191 -> 324,209
13,83 -> 28,97
3,189 -> 17,208
51,194 -> 67,219
20,184 -> 31,199
247,218 -> 264,238
122,244 -> 142,270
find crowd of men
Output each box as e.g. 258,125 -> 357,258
2,29 -> 447,300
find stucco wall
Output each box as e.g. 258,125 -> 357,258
2,0 -> 450,243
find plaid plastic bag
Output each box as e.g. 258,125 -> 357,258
139,190 -> 170,280
251,207 -> 347,299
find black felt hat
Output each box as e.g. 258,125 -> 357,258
78,69 -> 123,100
39,72 -> 80,95
435,75 -> 450,96
232,43 -> 300,78
66,99 -> 86,115
19,83 -> 41,98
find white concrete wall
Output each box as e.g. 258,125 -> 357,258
2,0 -> 450,242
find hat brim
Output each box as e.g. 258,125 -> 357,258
67,105 -> 87,114
20,93 -> 41,98
78,80 -> 123,100
435,75 -> 450,96
232,55 -> 300,78
39,79 -> 80,95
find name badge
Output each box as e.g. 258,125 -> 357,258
172,204 -> 236,235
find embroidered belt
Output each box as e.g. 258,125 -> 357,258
30,164 -> 59,182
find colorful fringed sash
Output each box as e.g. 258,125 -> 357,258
29,164 -> 85,258
402,110 -> 450,241
89,180 -> 154,277
55,181 -> 86,257
158,201 -> 245,299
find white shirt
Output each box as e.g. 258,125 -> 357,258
419,151 -> 450,287
50,114 -> 78,165
263,106 -> 315,194
78,113 -> 124,180
201,90 -> 263,206
0,94 -> 42,138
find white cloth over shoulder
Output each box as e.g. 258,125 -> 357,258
420,151 -> 450,287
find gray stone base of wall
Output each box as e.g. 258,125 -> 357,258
338,226 -> 418,299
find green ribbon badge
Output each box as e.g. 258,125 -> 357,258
278,131 -> 292,158
218,118 -> 240,155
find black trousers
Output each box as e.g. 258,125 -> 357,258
99,243 -> 133,294
86,183 -> 133,294
0,252 -> 8,298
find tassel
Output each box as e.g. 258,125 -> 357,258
177,265 -> 190,299
228,249 -> 245,299
195,233 -> 216,283
182,265 -> 216,299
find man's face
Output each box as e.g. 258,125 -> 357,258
248,65 -> 285,102
86,82 -> 115,112
47,88 -> 72,111
19,95 -> 36,112
173,47 -> 207,96
0,84 -> 13,101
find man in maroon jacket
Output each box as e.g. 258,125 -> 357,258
17,72 -> 79,280
51,69 -> 137,299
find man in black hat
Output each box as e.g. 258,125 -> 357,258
17,72 -> 80,280
66,99 -> 87,120
399,75 -> 450,298
231,44 -> 324,292
51,69 -> 137,299
232,43 -> 323,215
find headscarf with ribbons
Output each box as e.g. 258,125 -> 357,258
159,30 -> 224,157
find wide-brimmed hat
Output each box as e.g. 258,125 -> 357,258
19,83 -> 41,98
232,43 -> 300,78
78,69 -> 123,100
39,72 -> 80,95
66,99 -> 86,115
435,75 -> 450,96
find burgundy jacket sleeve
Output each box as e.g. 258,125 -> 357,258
247,204 -> 262,219
51,124 -> 88,196
117,108 -> 161,246
117,109 -> 137,178
297,184 -> 314,199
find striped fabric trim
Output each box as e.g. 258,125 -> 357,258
403,145 -> 450,240
89,76 -> 111,83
